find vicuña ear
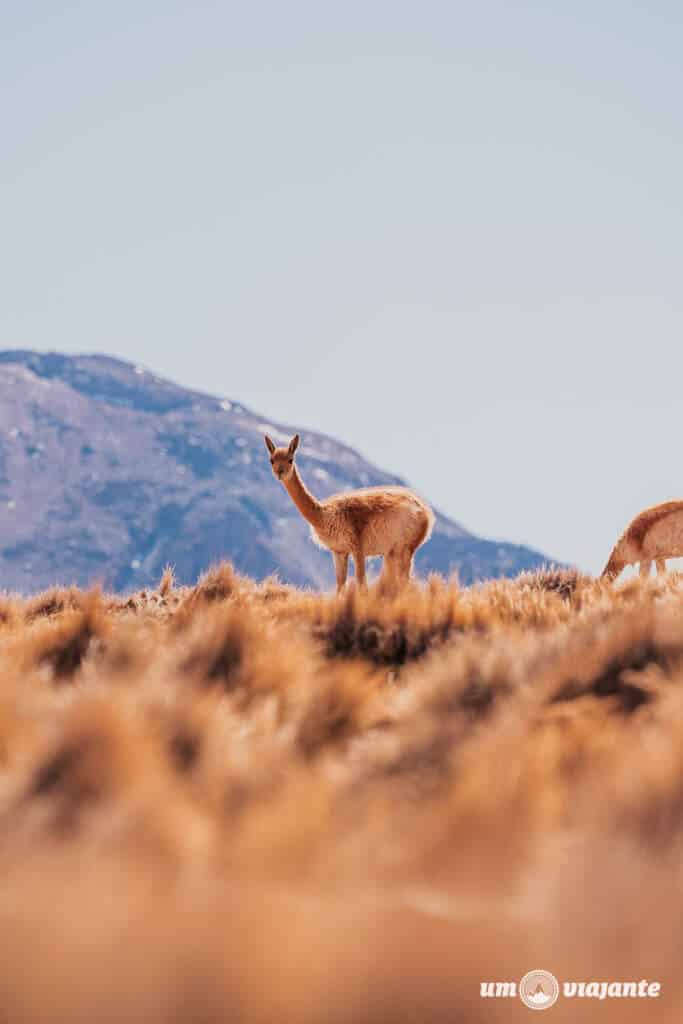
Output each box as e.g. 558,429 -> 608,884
288,434 -> 300,455
264,435 -> 276,454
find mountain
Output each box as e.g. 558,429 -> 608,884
0,351 -> 556,593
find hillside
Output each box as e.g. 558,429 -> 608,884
0,351 -> 555,592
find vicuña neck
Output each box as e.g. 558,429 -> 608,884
284,465 -> 323,528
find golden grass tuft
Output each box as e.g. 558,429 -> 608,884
0,561 -> 681,1019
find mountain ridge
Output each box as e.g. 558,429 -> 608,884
0,350 -> 557,592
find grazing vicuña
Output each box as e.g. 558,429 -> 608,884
602,500 -> 683,580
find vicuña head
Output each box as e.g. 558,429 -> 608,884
265,433 -> 299,482
601,552 -> 627,582
264,432 -> 434,594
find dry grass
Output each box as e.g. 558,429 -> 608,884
0,563 -> 682,1020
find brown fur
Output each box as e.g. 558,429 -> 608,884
265,434 -> 434,592
624,501 -> 683,547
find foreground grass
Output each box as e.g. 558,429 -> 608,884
0,564 -> 682,1020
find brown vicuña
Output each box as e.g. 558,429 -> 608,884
265,434 -> 434,592
602,500 -> 683,580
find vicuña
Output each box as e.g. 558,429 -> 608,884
602,500 -> 683,580
265,434 -> 434,592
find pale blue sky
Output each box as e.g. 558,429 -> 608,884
2,2 -> 682,572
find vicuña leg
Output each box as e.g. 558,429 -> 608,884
640,560 -> 652,578
656,558 -> 667,575
399,548 -> 415,583
334,553 -> 349,593
380,552 -> 400,594
353,548 -> 367,590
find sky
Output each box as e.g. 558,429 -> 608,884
2,1 -> 683,573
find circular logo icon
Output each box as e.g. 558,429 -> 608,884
519,970 -> 560,1011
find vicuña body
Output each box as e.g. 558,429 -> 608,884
602,500 -> 683,580
265,434 -> 434,592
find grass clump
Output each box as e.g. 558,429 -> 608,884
0,562 -> 680,1019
